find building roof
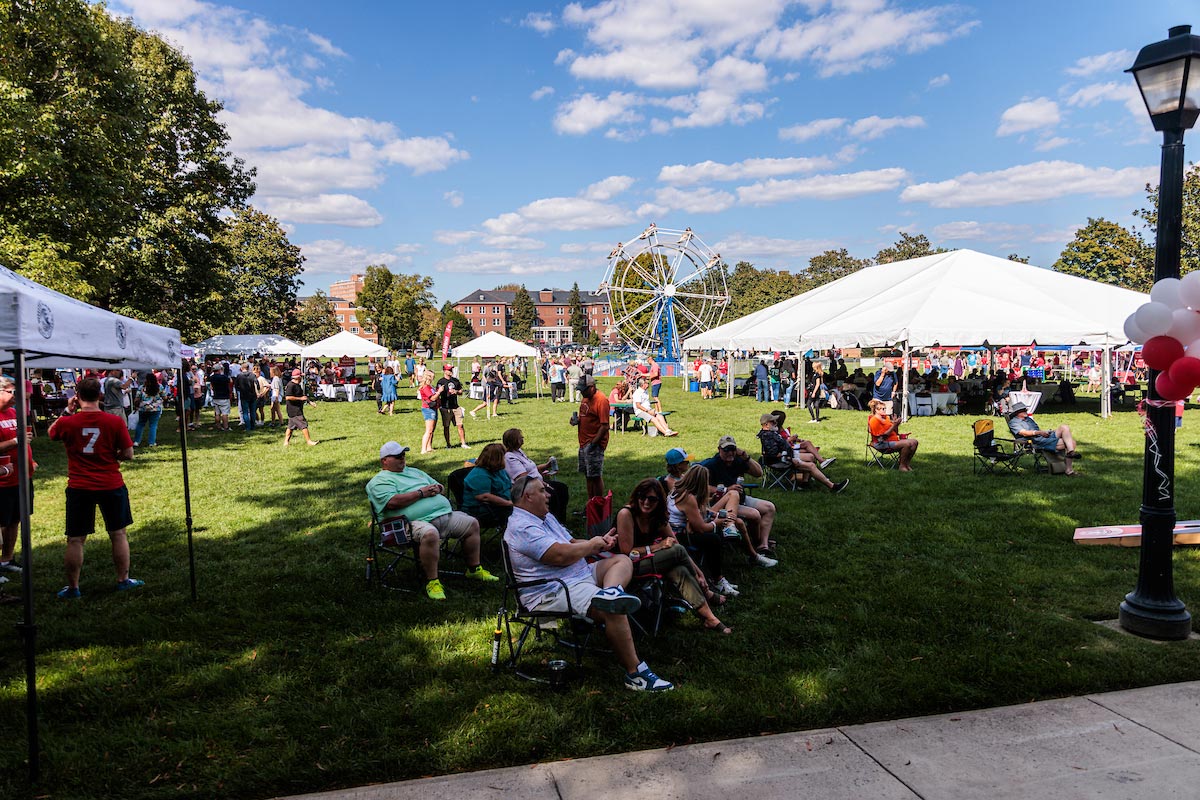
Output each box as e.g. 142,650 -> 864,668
454,288 -> 605,306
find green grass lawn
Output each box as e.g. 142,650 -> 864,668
4,378 -> 1200,799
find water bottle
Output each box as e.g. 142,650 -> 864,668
716,483 -> 726,495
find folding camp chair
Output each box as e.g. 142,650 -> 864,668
447,466 -> 504,549
492,540 -> 596,682
366,506 -> 462,592
971,419 -> 1023,475
761,458 -> 796,491
865,434 -> 900,469
913,393 -> 935,417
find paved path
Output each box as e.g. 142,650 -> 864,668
284,680 -> 1200,800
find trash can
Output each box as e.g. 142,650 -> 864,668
689,380 -> 699,392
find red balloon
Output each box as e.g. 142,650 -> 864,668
1169,356 -> 1200,388
1142,335 -> 1186,370
1156,372 -> 1191,401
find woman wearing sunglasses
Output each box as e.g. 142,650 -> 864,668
614,478 -> 731,634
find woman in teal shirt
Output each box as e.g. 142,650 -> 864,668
463,443 -> 514,528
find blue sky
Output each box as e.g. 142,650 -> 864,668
109,0 -> 1196,306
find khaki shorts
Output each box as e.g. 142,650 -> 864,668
408,510 -> 477,543
531,563 -> 602,615
577,444 -> 605,478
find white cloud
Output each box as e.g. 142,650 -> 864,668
531,85 -> 556,101
737,168 -> 910,205
649,186 -> 737,214
928,73 -> 950,89
483,197 -> 635,235
635,203 -> 669,218
258,194 -> 384,227
522,11 -> 557,34
583,175 -> 636,200
296,238 -> 419,274
848,115 -> 925,140
754,1 -> 978,77
703,56 -> 769,93
1065,81 -> 1143,117
663,89 -> 765,129
930,221 -> 1031,242
658,155 -> 837,186
481,235 -> 546,251
435,251 -> 590,275
561,241 -> 618,254
108,1 -> 468,230
996,98 -> 1060,136
434,230 -> 480,246
554,92 -> 641,135
779,117 -> 847,142
568,42 -> 705,90
713,234 -> 840,263
444,190 -> 464,208
1034,136 -> 1071,152
900,161 -> 1156,208
1066,50 -> 1134,77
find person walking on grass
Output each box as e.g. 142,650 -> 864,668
436,363 -> 469,449
268,365 -> 284,428
576,375 -> 610,499
283,369 -> 318,447
48,376 -> 143,599
0,376 -> 35,587
208,363 -> 232,431
132,372 -> 164,447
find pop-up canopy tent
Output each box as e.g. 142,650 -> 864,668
300,330 -> 388,359
682,249 -> 1147,417
451,332 -> 541,396
193,333 -> 302,356
0,264 -> 189,782
452,331 -> 538,357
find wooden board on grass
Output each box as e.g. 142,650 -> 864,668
1074,520 -> 1200,547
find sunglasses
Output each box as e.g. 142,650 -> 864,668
637,495 -> 660,505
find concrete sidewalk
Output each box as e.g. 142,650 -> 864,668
285,680 -> 1200,800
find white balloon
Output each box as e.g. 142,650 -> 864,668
1125,313 -> 1149,344
1136,301 -> 1176,337
1188,337 -> 1200,353
1180,271 -> 1200,309
1152,277 -> 1184,308
1169,308 -> 1200,343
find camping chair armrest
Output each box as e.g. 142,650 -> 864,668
510,575 -> 588,616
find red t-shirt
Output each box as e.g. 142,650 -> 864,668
0,407 -> 33,488
49,411 -> 132,490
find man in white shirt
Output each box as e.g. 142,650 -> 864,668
631,377 -> 676,436
697,358 -> 715,400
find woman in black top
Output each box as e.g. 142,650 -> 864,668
613,478 -> 730,634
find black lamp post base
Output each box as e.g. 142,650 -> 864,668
1119,597 -> 1192,640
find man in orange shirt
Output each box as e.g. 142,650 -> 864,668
575,376 -> 610,499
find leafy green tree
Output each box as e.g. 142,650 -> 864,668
874,232 -> 947,264
356,264 -> 400,344
290,291 -> 339,344
440,302 -> 475,345
1052,217 -> 1152,291
804,249 -> 870,289
509,285 -> 537,341
587,331 -> 600,347
1007,253 -> 1031,263
419,307 -> 444,351
1135,161 -> 1200,277
569,282 -> 587,342
392,273 -> 437,345
726,260 -> 803,319
492,282 -> 522,291
213,207 -> 304,334
355,264 -> 435,348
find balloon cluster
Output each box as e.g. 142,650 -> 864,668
1124,275 -> 1200,401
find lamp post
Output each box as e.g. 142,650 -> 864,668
1119,25 -> 1200,640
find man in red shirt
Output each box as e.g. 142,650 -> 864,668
48,376 -> 142,598
0,375 -> 36,591
576,376 -> 610,499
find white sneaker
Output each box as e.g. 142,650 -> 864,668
470,410 -> 477,418
461,443 -> 470,449
753,552 -> 778,568
715,577 -> 740,597
820,457 -> 837,469
722,523 -> 740,539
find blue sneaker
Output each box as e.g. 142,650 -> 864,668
57,586 -> 81,600
591,586 -> 641,615
116,578 -> 145,591
624,666 -> 674,692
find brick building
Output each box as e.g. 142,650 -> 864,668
299,273 -> 379,344
453,288 -> 614,346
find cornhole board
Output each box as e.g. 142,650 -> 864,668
1074,520 -> 1200,547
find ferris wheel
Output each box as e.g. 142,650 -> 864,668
598,223 -> 730,362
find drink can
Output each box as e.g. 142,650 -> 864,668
548,456 -> 558,474
716,484 -> 725,494
737,477 -> 745,486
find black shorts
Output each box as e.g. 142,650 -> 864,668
287,415 -> 308,430
0,483 -> 33,527
65,486 -> 133,537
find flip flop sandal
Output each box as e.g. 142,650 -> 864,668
703,620 -> 733,635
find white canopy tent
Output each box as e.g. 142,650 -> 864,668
451,331 -> 538,357
682,250 -> 1147,417
193,334 -> 303,356
0,264 -> 190,782
299,330 -> 388,359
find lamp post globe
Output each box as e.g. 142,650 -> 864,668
1119,25 -> 1200,640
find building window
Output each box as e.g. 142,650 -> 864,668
464,306 -> 472,314
492,306 -> 501,314
493,317 -> 501,327
556,307 -> 564,315
351,327 -> 359,333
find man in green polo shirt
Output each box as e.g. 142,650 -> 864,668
366,441 -> 497,600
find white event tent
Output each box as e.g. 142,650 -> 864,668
682,249 -> 1147,417
0,264 -> 190,781
193,333 -> 303,356
300,330 -> 388,359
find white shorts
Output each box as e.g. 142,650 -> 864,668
531,563 -> 602,616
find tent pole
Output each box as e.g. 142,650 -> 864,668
14,350 -> 40,783
797,353 -> 806,411
1102,345 -> 1112,419
177,359 -> 197,601
901,342 -> 910,423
